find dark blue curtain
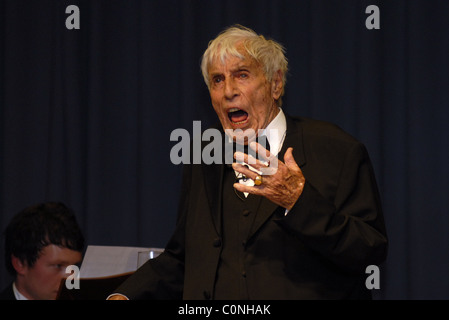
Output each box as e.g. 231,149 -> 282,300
1,0 -> 448,299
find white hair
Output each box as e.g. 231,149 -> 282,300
201,25 -> 288,106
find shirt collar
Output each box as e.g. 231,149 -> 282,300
259,108 -> 287,157
13,282 -> 28,300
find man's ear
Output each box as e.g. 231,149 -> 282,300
271,70 -> 283,100
11,255 -> 27,275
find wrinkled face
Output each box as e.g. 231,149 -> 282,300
208,47 -> 282,144
13,244 -> 82,300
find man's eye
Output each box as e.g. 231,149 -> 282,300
55,264 -> 67,270
213,76 -> 223,84
238,73 -> 248,79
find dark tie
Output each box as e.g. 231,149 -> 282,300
257,135 -> 270,153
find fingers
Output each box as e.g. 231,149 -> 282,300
283,147 -> 301,173
234,146 -> 301,177
234,141 -> 278,174
232,163 -> 260,180
233,181 -> 264,196
232,145 -> 305,209
249,141 -> 271,161
232,162 -> 265,196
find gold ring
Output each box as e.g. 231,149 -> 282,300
254,175 -> 263,186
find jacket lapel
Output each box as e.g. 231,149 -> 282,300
279,115 -> 306,168
202,161 -> 224,237
201,127 -> 230,237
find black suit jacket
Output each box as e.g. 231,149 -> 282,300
116,115 -> 388,299
0,284 -> 16,300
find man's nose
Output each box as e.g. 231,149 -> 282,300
223,78 -> 239,100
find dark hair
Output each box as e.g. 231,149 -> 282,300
4,202 -> 85,276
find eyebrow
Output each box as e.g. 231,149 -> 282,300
209,64 -> 252,77
234,62 -> 251,70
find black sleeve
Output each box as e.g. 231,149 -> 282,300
275,142 -> 388,273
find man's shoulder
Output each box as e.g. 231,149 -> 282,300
0,284 -> 16,300
288,115 -> 360,145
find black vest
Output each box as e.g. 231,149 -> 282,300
213,165 -> 263,299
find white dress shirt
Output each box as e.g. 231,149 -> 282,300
13,282 -> 28,300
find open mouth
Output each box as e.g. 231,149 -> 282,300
228,108 -> 249,125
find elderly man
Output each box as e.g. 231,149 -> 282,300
110,25 -> 387,300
